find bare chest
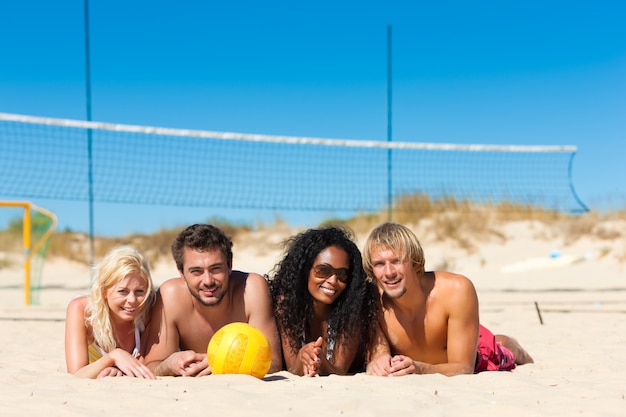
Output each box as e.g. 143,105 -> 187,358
383,308 -> 449,364
177,307 -> 248,352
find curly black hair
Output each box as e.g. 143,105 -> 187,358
267,225 -> 378,370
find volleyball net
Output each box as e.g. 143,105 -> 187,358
0,111 -> 587,216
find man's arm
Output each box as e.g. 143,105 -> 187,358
386,272 -> 479,376
395,273 -> 479,376
143,291 -> 175,375
143,285 -> 207,376
244,273 -> 283,373
438,272 -> 480,375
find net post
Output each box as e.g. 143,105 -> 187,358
386,24 -> 393,222
23,203 -> 32,305
567,152 -> 589,213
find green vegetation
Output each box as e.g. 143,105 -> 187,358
42,216 -> 255,265
2,194 -> 625,268
323,194 -> 625,253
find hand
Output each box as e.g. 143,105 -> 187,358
108,348 -> 156,379
388,355 -> 428,376
366,353 -> 393,376
97,366 -> 124,379
297,337 -> 322,377
165,350 -> 209,377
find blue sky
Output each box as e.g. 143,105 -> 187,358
1,1 -> 625,236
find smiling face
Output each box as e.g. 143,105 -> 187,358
307,246 -> 350,308
180,247 -> 232,306
369,245 -> 416,299
104,273 -> 148,323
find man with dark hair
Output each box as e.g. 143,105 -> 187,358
144,224 -> 282,376
363,222 -> 533,376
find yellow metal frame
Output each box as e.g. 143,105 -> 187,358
0,201 -> 57,305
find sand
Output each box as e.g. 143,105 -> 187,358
0,220 -> 625,416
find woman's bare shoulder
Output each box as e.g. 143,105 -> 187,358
67,295 -> 88,311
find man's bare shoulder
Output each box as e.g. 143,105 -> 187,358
233,271 -> 270,299
432,270 -> 472,282
158,277 -> 191,304
159,276 -> 186,290
431,271 -> 478,299
231,270 -> 266,286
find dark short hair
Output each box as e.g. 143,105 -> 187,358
171,224 -> 233,271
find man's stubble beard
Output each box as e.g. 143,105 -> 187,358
184,278 -> 226,307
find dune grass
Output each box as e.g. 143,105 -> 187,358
324,194 -> 624,253
1,194 -> 624,267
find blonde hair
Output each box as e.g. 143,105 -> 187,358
85,246 -> 155,353
362,222 -> 425,279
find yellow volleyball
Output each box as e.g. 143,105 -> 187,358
207,322 -> 272,379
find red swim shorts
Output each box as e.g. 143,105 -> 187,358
474,325 -> 516,372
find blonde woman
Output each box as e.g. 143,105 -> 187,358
65,246 -> 156,379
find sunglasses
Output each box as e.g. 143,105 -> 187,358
313,264 -> 350,284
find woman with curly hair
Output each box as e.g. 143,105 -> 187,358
65,246 -> 156,379
268,226 -> 383,376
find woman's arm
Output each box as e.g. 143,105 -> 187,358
366,322 -> 392,376
317,334 -> 359,376
65,296 -> 154,379
65,297 -> 91,375
65,297 -> 116,378
282,334 -> 323,377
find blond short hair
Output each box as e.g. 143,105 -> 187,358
362,222 -> 425,279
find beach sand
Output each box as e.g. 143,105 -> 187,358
1,220 -> 625,416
